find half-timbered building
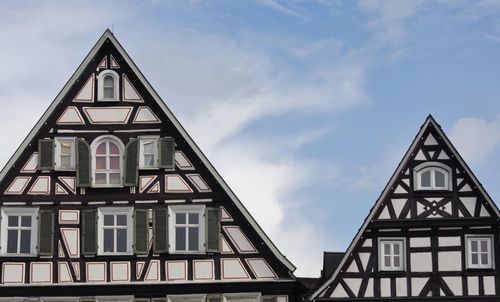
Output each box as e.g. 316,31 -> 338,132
310,116 -> 500,301
0,30 -> 297,302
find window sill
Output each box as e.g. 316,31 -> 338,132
466,267 -> 494,271
55,167 -> 76,172
169,251 -> 206,255
139,166 -> 159,170
97,98 -> 121,102
92,184 -> 124,188
97,252 -> 134,256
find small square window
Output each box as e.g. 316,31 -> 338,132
1,208 -> 39,256
55,137 -> 76,171
98,207 -> 133,255
139,137 -> 159,169
169,205 -> 205,254
466,235 -> 493,269
378,238 -> 405,271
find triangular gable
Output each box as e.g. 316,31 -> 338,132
0,30 -> 295,272
311,115 -> 500,299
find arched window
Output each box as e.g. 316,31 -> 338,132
97,70 -> 119,101
91,135 -> 124,187
414,162 -> 451,190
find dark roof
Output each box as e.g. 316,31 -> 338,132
322,252 -> 344,280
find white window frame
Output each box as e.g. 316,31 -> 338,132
168,294 -> 207,302
91,135 -> 125,188
466,235 -> 494,269
0,207 -> 39,256
378,238 -> 406,271
223,293 -> 261,302
413,162 -> 452,191
97,207 -> 133,256
138,136 -> 159,170
168,204 -> 206,254
97,69 -> 120,101
54,137 -> 76,171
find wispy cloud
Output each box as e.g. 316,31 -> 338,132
259,0 -> 309,20
449,114 -> 500,164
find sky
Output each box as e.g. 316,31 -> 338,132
0,0 -> 499,277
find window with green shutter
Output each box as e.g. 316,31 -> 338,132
76,139 -> 91,187
38,139 -> 54,170
158,137 -> 175,169
134,209 -> 149,255
82,209 -> 97,256
124,138 -> 139,186
38,210 -> 54,256
153,208 -> 168,253
206,207 -> 221,253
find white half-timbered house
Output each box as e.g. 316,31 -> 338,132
0,30 -> 298,302
310,116 -> 500,301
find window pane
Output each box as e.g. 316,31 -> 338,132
7,230 -> 18,253
104,76 -> 114,87
116,215 -> 127,226
384,256 -> 391,267
175,227 -> 186,251
393,255 -> 400,268
176,213 -> 186,224
104,87 -> 114,98
95,173 -> 107,184
188,227 -> 199,251
383,243 -> 390,255
471,253 -> 478,265
104,229 -> 114,252
471,240 -> 478,252
96,143 -> 106,154
189,213 -> 199,224
8,216 -> 18,227
435,170 -> 445,187
104,215 -> 114,226
393,244 -> 400,254
96,157 -> 106,169
116,229 -> 127,252
144,155 -> 155,167
481,253 -> 488,265
421,171 -> 431,187
109,173 -> 121,185
61,142 -> 72,155
61,155 -> 71,168
480,240 -> 488,253
110,156 -> 120,169
109,143 -> 119,155
144,142 -> 154,153
20,230 -> 31,253
21,216 -> 31,227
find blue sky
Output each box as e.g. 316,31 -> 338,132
0,0 -> 499,276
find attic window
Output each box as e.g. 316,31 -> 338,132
97,70 -> 120,101
91,135 -> 125,187
414,162 -> 451,191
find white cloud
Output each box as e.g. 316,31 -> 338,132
449,115 -> 500,164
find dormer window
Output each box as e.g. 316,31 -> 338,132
414,162 -> 451,191
97,70 -> 120,101
91,135 -> 125,187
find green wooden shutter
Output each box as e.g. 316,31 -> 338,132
134,209 -> 149,255
76,139 -> 91,187
124,139 -> 139,186
38,210 -> 54,256
82,209 -> 97,256
38,139 -> 54,170
153,208 -> 168,253
206,207 -> 221,253
158,137 -> 175,169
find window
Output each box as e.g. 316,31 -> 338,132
414,162 -> 451,191
169,205 -> 205,254
97,70 -> 120,101
378,238 -> 405,271
97,207 -> 133,255
0,208 -> 38,256
55,137 -> 76,171
466,235 -> 493,269
139,136 -> 159,169
91,135 -> 124,187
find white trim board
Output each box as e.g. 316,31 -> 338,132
0,30 -> 295,273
